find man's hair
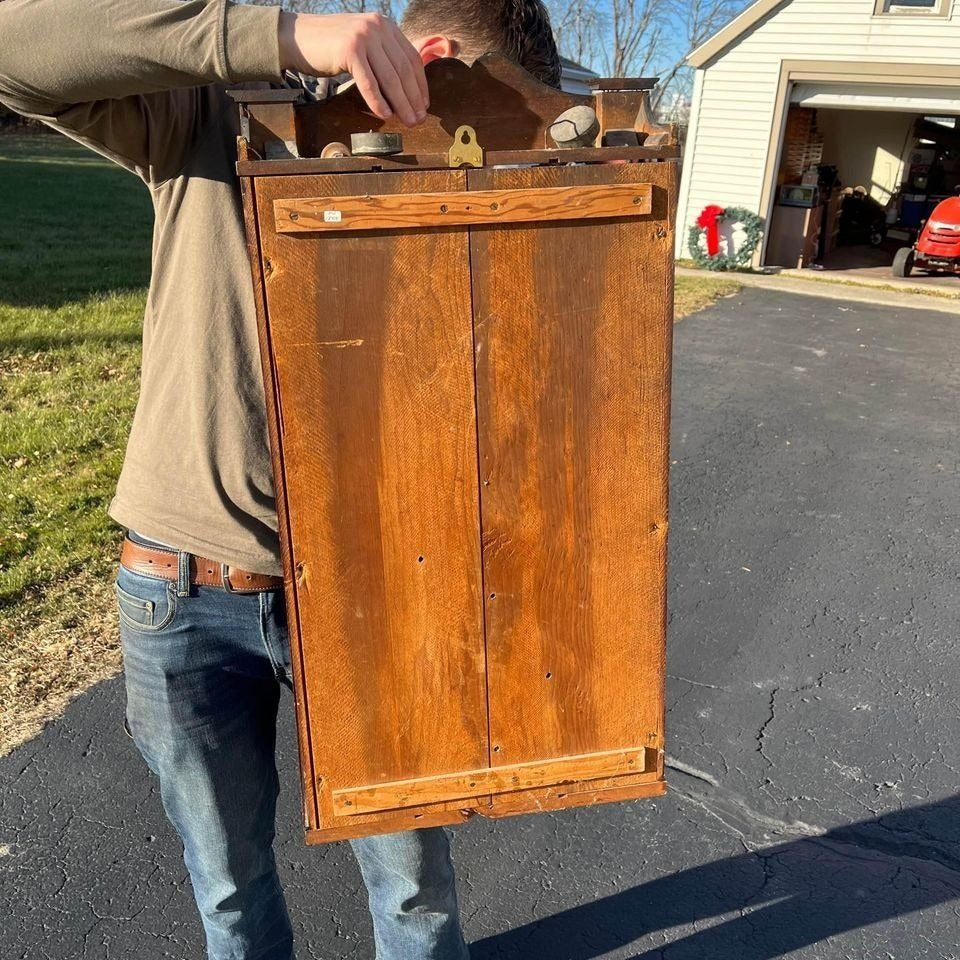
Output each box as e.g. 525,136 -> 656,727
401,0 -> 562,89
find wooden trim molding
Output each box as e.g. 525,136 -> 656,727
274,183 -> 653,233
331,747 -> 658,816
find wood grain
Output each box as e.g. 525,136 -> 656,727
274,184 -> 652,234
238,174 -> 321,831
333,747 -> 653,815
468,161 -> 676,816
254,170 -> 490,833
484,777 -> 666,819
303,775 -> 666,843
306,808 -> 473,845
244,152 -> 676,840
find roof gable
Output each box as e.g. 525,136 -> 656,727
688,0 -> 790,68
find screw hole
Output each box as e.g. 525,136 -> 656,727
489,593 -> 496,599
545,672 -> 552,679
493,745 -> 501,752
417,556 -> 424,563
440,203 -> 448,213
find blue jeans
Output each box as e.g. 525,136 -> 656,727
117,548 -> 470,960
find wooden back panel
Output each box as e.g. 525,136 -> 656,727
254,171 -> 490,834
469,161 -> 674,814
245,159 -> 675,842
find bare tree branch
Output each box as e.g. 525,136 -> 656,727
549,1 -> 749,109
243,0 -> 750,110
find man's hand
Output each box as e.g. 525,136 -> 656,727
279,12 -> 429,127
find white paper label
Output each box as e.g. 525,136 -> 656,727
323,210 -> 343,223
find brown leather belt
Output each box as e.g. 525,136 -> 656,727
120,537 -> 284,594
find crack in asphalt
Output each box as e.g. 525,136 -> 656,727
755,687 -> 779,768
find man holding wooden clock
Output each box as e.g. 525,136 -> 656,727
0,1 -> 561,957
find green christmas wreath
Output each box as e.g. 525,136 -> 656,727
688,205 -> 764,271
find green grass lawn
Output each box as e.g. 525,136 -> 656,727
0,132 -> 741,755
0,134 -> 151,751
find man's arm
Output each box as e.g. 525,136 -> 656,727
0,0 -> 427,182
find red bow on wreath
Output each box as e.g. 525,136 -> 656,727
695,205 -> 726,257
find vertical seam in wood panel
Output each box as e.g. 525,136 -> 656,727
465,170 -> 494,786
246,176 -> 322,829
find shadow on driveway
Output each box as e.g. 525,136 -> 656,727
473,794 -> 960,959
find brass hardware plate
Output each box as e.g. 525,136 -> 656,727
448,125 -> 484,168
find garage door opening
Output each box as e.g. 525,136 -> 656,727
764,84 -> 960,290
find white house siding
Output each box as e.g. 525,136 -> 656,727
676,0 -> 960,259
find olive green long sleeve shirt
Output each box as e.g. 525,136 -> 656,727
0,0 -> 292,573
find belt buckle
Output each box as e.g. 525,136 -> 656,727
221,562 -> 239,594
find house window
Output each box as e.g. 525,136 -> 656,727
875,0 -> 950,15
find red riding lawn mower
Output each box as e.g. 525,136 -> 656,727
893,191 -> 960,278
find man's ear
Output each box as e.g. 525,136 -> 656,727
415,35 -> 460,65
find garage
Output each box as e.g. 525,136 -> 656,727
765,85 -> 960,279
677,0 -> 960,286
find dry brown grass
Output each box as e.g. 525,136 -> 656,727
674,275 -> 743,318
0,560 -> 122,755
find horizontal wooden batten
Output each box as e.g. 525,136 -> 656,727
274,183 -> 653,234
331,747 -> 657,816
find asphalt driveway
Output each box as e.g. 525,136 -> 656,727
3,286 -> 960,959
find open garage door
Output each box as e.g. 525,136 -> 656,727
791,82 -> 960,115
766,88 -> 960,288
